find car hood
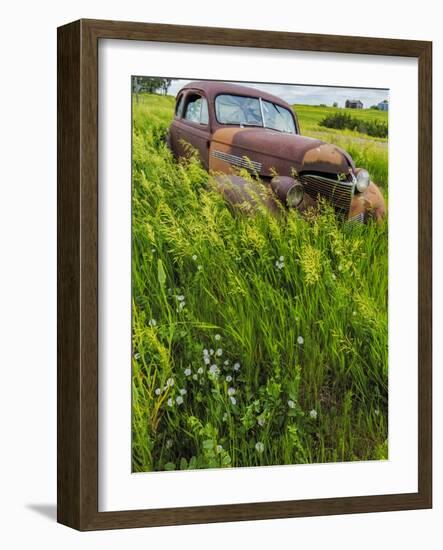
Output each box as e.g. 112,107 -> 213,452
211,127 -> 355,176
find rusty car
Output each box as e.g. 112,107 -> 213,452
166,81 -> 386,222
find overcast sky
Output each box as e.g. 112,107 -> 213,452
166,78 -> 389,108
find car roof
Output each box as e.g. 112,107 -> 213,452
178,80 -> 293,110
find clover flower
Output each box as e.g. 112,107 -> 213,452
179,388 -> 187,396
192,374 -> 198,380
297,336 -> 304,345
176,295 -> 185,302
166,377 -> 175,387
215,334 -> 221,341
255,442 -> 264,453
225,375 -> 232,382
233,362 -> 241,371
197,367 -> 204,375
257,416 -> 265,427
204,357 -> 210,365
155,388 -> 162,396
228,387 -> 236,396
216,348 -> 223,357
309,409 -> 318,419
197,265 -> 203,271
224,359 -> 230,366
203,349 -> 209,356
288,400 -> 296,409
230,396 -> 237,405
210,349 -> 214,356
184,368 -> 192,377
176,395 -> 184,405
166,439 -> 173,449
148,318 -> 157,327
192,254 -> 197,261
167,398 -> 173,407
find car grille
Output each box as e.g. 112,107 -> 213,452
348,212 -> 365,224
298,173 -> 355,218
211,150 -> 262,172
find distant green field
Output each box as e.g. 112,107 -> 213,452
131,93 -> 388,473
294,104 -> 388,135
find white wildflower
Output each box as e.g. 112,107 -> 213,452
204,357 -> 210,365
210,349 -> 214,356
166,439 -> 173,449
233,362 -> 241,371
288,400 -> 296,409
151,248 -> 156,253
155,388 -> 161,396
166,377 -> 175,387
176,295 -> 185,302
192,254 -> 197,261
227,387 -> 236,396
203,348 -> 209,356
216,444 -> 223,454
222,412 -> 228,421
353,311 -> 357,316
255,442 -> 265,453
179,301 -> 186,310
374,409 -> 380,416
192,374 -> 198,380
257,416 -> 265,427
225,375 -> 232,382
209,364 -> 220,376
224,359 -> 230,366
197,367 -> 204,375
134,353 -> 140,360
167,398 -> 173,407
197,265 -> 203,271
216,348 -> 223,356
179,388 -> 187,396
297,336 -> 304,345
215,334 -> 221,341
176,395 -> 184,405
331,273 -> 337,280
184,368 -> 192,377
279,256 -> 284,262
148,318 -> 157,327
309,409 -> 318,419
230,396 -> 237,405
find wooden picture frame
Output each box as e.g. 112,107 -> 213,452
57,18 -> 432,530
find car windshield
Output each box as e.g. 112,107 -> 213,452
262,100 -> 296,133
215,94 -> 296,133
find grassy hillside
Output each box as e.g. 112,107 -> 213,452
131,93 -> 388,472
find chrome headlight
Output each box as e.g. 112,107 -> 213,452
270,176 -> 304,208
355,169 -> 370,193
286,183 -> 304,208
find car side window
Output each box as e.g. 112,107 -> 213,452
175,94 -> 185,118
184,94 -> 209,125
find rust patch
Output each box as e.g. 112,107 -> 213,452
349,181 -> 386,222
302,143 -> 350,173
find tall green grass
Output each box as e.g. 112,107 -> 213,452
132,93 -> 388,472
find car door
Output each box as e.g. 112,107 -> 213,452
175,92 -> 211,168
